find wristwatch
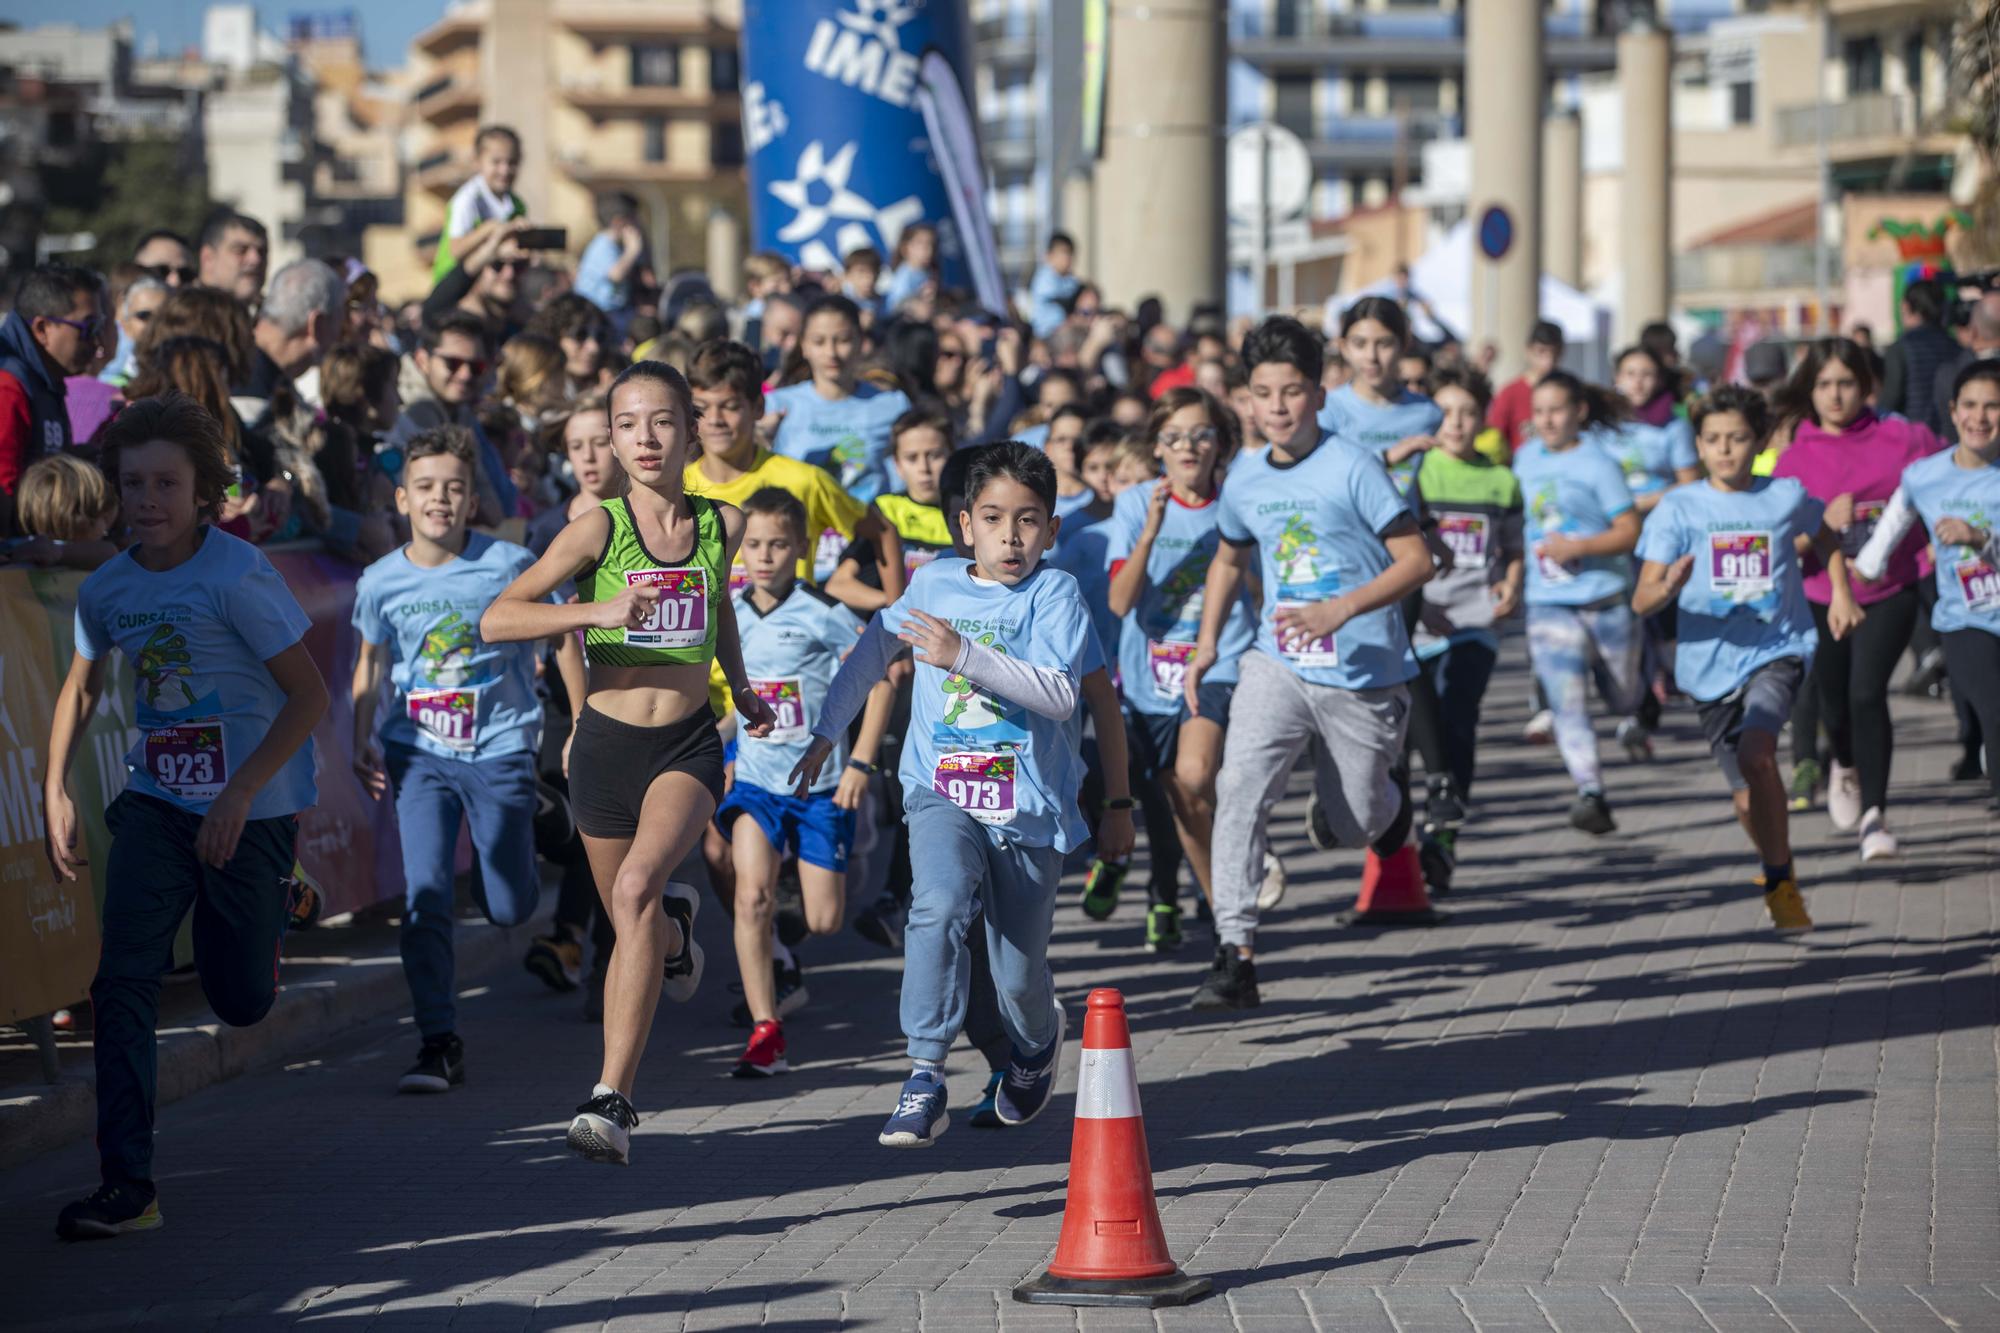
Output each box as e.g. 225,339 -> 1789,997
1103,797 -> 1138,811
847,758 -> 880,776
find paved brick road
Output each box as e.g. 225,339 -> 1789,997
5,648 -> 1998,1330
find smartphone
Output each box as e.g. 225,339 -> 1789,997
516,227 -> 567,252
980,336 -> 997,363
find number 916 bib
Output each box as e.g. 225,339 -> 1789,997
933,750 -> 1017,825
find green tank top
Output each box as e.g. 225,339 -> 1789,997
580,495 -> 727,668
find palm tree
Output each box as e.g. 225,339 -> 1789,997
1956,1 -> 2000,261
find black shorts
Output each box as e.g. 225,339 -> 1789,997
569,704 -> 727,839
1697,656 -> 1805,792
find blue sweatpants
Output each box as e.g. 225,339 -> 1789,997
386,746 -> 540,1039
900,786 -> 1064,1065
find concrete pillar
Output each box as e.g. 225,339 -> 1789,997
484,0 -> 553,219
1541,111 -> 1582,289
1061,170 -> 1096,281
1466,0 -> 1543,382
1092,0 -> 1224,322
706,206 -> 743,300
1618,18 -> 1672,343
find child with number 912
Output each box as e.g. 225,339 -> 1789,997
790,442 -> 1094,1149
44,393 -> 331,1241
716,486 -> 894,1079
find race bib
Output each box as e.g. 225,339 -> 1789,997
1956,555 -> 2000,614
728,557 -> 750,595
1437,512 -> 1489,570
813,528 -> 847,583
904,546 -> 939,581
1147,639 -> 1196,697
1533,542 -> 1576,584
624,567 -> 708,648
1709,529 -> 1774,602
1274,601 -> 1338,668
750,677 -> 808,742
933,751 -> 1016,825
407,687 -> 477,750
1840,499 -> 1886,559
144,721 -> 228,803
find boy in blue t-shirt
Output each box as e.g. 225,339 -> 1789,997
351,426 -> 586,1094
1635,385 -> 1858,932
792,443 -> 1105,1147
1183,317 -> 1435,1012
48,396 -> 330,1240
717,487 -> 893,1078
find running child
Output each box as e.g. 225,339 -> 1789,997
791,442 -> 1095,1146
1634,384 -> 1860,930
482,361 -> 778,1166
1039,404 -> 1097,522
719,487 -> 895,1077
1855,360 -> 2000,813
1182,317 -> 1433,1012
1605,345 -> 1701,512
1514,371 -> 1647,834
47,394 -> 330,1239
1408,366 -> 1524,884
1320,296 -> 1445,494
352,425 -> 585,1093
766,295 -> 914,503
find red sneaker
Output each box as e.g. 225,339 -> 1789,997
732,1020 -> 789,1078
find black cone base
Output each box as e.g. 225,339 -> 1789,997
1013,1268 -> 1213,1308
1338,905 -> 1448,927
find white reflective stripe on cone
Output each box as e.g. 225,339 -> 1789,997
1074,1046 -> 1142,1120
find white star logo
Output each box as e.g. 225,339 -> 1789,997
837,0 -> 918,50
768,141 -> 877,245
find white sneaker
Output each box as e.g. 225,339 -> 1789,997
1523,709 -> 1556,744
1859,807 -> 1898,862
566,1083 -> 636,1165
1255,850 -> 1289,911
1827,762 -> 1863,831
660,880 -> 705,1003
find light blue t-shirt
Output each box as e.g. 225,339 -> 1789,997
876,558 -> 1091,852
882,263 -> 929,314
1029,264 -> 1080,340
1316,384 -> 1444,495
1016,422 -> 1052,451
1897,449 -> 2000,635
1593,418 -> 1697,498
1051,510 -> 1119,678
1216,437 -> 1418,690
74,527 -> 317,820
352,533 -> 542,762
1053,487 -> 1097,523
1102,483 -> 1256,716
1514,440 -> 1637,606
733,583 -> 865,795
767,380 -> 913,503
574,230 -> 628,314
1636,478 -> 1823,702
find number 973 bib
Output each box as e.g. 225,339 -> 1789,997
933,750 -> 1017,825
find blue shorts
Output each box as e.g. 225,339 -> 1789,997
715,783 -> 856,872
1127,679 -> 1235,774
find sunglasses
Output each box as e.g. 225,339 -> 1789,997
46,315 -> 109,340
491,260 -> 527,275
1157,427 -> 1219,451
437,354 -> 489,378
141,264 -> 197,284
936,348 -> 965,361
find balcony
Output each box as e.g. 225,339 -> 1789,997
1772,90 -> 1955,162
1300,111 -> 1461,172
1675,243 -> 1827,297
562,79 -> 739,117
1230,10 -> 1616,75
413,6 -> 483,58
561,8 -> 730,39
556,151 -> 742,186
414,76 -> 479,124
414,147 -> 472,195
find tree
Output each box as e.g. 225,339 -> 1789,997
1955,1 -> 2000,264
42,136 -> 213,271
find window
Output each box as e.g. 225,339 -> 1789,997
631,43 -> 680,88
644,118 -> 667,163
1384,74 -> 1441,114
712,121 -> 744,167
710,45 -> 739,94
1843,36 -> 1882,95
1273,0 -> 1307,39
1273,73 -> 1314,140
1729,81 -> 1753,125
1902,32 -> 1925,100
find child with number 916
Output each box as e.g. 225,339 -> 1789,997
44,393 -> 330,1241
790,442 -> 1095,1149
717,486 -> 894,1079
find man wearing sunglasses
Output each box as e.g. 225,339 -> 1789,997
0,261 -> 107,528
132,229 -> 198,289
386,311 -> 509,527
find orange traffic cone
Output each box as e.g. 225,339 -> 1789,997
1013,989 -> 1212,1309
1339,843 -> 1447,927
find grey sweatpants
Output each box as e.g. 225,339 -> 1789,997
1212,650 -> 1410,948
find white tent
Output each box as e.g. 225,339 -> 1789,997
1326,220 -> 1615,381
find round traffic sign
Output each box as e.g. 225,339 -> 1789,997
1227,123 -> 1314,225
1478,205 -> 1513,261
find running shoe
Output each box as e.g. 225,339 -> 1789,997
1787,758 -> 1822,812
1145,903 -> 1183,952
397,1033 -> 464,1094
1759,877 -> 1813,933
730,960 -> 809,1028
1951,748 -> 1985,782
1827,762 -> 1863,831
968,1070 -> 1006,1128
1190,944 -> 1260,1011
994,1006 -> 1066,1127
283,861 -> 323,932
56,1181 -> 161,1241
1523,709 -> 1556,745
1255,850 -> 1289,911
1081,856 -> 1126,920
1902,647 -> 1946,698
732,1020 -> 789,1078
853,892 -> 907,950
1425,776 -> 1467,831
660,881 -> 704,1003
1419,829 -> 1456,896
878,1071 -> 949,1148
1306,792 -> 1337,851
1859,807 -> 1898,862
1615,719 -> 1655,763
1568,791 -> 1617,836
567,1083 -> 637,1165
524,931 -> 584,992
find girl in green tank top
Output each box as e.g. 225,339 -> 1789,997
579,492 -> 730,667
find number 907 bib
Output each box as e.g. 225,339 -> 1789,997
933,750 -> 1017,825
623,567 -> 708,648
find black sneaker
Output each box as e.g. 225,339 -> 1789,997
854,892 -> 906,950
567,1083 -> 638,1165
1425,777 -> 1467,831
1568,791 -> 1617,836
660,881 -> 704,1003
1306,792 -> 1337,851
1419,829 -> 1456,896
56,1180 -> 161,1241
1951,748 -> 1985,782
397,1033 -> 465,1093
1190,944 -> 1260,1010
730,959 -> 810,1028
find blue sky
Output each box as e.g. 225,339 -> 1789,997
7,0 -> 437,70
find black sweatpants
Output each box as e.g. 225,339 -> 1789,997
1942,628 -> 2000,804
1809,586 -> 1920,813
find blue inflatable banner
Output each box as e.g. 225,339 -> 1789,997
741,0 -> 1006,312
